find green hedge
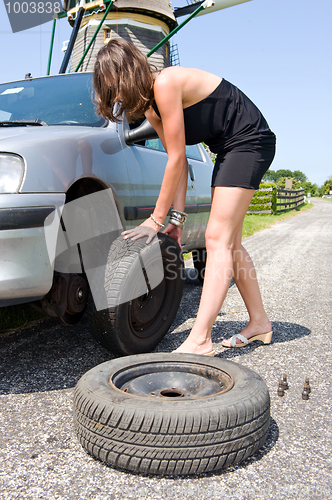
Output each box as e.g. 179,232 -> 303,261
250,197 -> 272,205
247,183 -> 277,214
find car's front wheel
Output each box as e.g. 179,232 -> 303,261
89,233 -> 184,356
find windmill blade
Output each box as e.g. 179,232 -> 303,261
197,0 -> 252,16
174,2 -> 203,18
174,0 -> 251,18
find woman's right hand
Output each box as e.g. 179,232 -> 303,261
121,217 -> 159,244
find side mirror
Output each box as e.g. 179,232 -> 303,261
124,119 -> 158,146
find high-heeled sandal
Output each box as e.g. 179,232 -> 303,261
221,331 -> 272,348
172,349 -> 216,356
202,350 -> 216,357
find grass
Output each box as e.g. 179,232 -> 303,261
183,203 -> 314,258
242,202 -> 314,238
0,202 -> 314,334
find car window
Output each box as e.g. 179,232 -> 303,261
185,144 -> 204,161
0,73 -> 105,127
145,138 -> 203,161
145,138 -> 164,152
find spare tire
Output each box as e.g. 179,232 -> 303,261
74,353 -> 270,476
89,233 -> 184,356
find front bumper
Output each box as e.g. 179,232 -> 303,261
0,193 -> 65,306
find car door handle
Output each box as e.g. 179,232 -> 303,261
188,163 -> 195,182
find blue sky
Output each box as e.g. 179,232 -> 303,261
0,0 -> 331,186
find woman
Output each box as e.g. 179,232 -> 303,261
93,38 -> 276,355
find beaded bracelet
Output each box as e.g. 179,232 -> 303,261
150,214 -> 165,229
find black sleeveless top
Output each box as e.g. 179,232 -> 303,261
152,78 -> 275,155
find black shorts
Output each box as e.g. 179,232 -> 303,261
211,143 -> 276,190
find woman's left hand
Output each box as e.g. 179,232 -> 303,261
121,218 -> 159,244
162,223 -> 182,249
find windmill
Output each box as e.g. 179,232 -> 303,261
48,0 -> 251,75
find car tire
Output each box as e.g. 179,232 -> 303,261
89,233 -> 184,356
73,353 -> 271,476
192,248 -> 207,284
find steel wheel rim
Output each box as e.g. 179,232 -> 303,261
109,361 -> 234,400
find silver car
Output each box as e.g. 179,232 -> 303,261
0,72 -> 212,354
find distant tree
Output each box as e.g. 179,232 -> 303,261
276,177 -> 303,189
275,177 -> 286,188
272,174 -> 317,194
321,176 -> 332,195
262,169 -> 307,183
317,176 -> 332,196
262,169 -> 278,182
292,170 -> 307,183
276,169 -> 294,179
324,183 -> 332,195
302,181 -> 318,196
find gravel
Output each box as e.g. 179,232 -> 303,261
0,198 -> 331,500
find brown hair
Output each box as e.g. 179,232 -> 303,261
93,38 -> 155,123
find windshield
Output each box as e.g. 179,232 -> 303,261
0,73 -> 106,127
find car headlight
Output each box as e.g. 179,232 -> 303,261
0,154 -> 25,193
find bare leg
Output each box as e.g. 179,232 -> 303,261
174,187 -> 258,354
221,227 -> 271,346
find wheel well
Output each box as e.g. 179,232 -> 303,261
40,177 -> 117,322
65,178 -> 108,203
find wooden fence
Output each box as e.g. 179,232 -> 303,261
247,185 -> 305,214
276,188 -> 305,212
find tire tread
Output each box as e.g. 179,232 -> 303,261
88,234 -> 184,355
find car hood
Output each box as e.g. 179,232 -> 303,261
0,124 -> 115,149
0,124 -> 124,193
0,127 -> 34,142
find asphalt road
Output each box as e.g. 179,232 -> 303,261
1,198 -> 331,500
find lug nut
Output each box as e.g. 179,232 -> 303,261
304,377 -> 311,393
281,374 -> 289,390
277,381 -> 285,397
303,382 -> 310,394
302,389 -> 309,400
